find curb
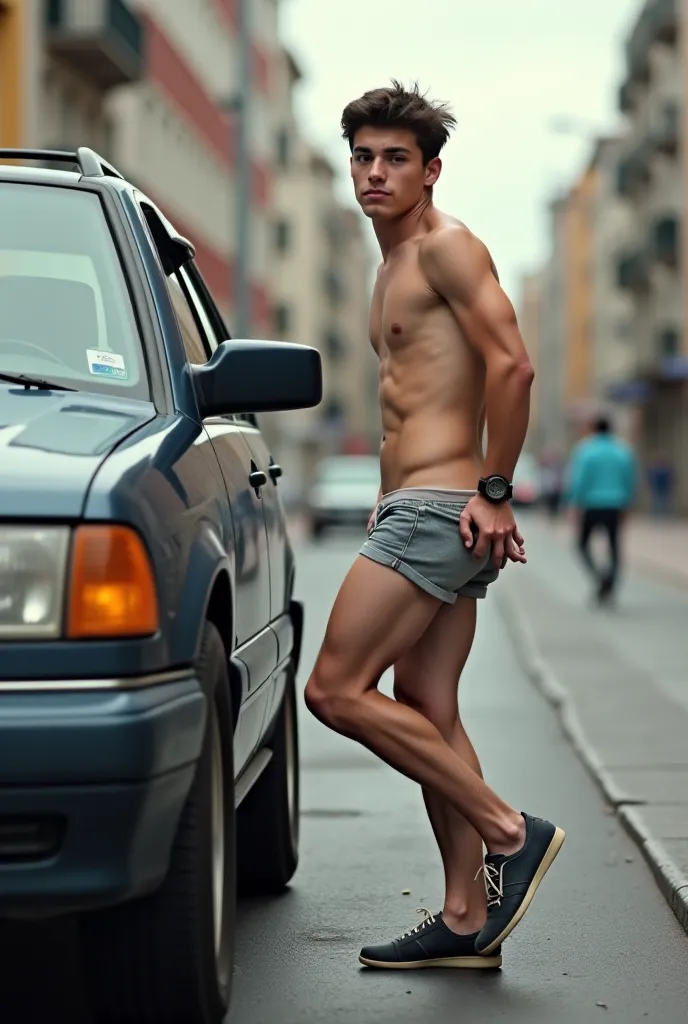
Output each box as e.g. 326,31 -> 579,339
496,587 -> 688,936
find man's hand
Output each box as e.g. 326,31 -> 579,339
459,495 -> 526,569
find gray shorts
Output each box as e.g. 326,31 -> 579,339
360,487 -> 500,604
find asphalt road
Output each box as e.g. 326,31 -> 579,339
2,526 -> 687,1023
231,529 -> 688,1024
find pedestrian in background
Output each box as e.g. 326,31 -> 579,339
565,415 -> 638,604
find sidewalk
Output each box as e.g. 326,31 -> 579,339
498,514 -> 688,933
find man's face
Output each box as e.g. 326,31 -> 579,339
350,126 -> 440,219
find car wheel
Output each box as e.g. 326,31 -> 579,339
77,622 -> 236,1024
237,666 -> 299,894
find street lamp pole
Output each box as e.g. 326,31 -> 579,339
234,0 -> 251,338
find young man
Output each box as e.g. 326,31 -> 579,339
304,81 -> 565,969
566,414 -> 638,603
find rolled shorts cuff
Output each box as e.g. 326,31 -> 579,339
360,540 -> 458,605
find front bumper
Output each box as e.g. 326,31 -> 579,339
0,671 -> 206,917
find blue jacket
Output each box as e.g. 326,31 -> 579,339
565,434 -> 637,510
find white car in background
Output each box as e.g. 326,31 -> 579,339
512,452 -> 542,507
307,455 -> 380,538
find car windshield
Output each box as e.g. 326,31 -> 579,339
317,456 -> 380,484
0,182 -> 149,400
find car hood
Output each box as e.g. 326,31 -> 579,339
0,385 -> 156,518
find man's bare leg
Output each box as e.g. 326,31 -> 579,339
393,597 -> 486,934
304,556 -> 524,852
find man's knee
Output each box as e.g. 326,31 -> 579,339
393,678 -> 456,739
304,663 -> 361,733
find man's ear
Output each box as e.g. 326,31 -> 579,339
425,157 -> 441,188
350,155 -> 354,177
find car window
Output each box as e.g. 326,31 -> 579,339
180,264 -> 258,427
0,183 -> 149,399
178,266 -> 219,356
165,274 -> 209,365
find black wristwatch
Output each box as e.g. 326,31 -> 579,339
478,474 -> 513,504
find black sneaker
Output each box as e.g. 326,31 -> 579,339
475,812 -> 565,956
359,909 -> 502,970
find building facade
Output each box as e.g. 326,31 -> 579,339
613,0 -> 687,511
263,47 -> 375,504
516,269 -> 544,452
3,0 -> 279,333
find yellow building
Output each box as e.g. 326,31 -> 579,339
517,270 -> 544,450
562,165 -> 598,439
0,0 -> 23,147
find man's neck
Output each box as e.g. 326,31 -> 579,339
373,196 -> 439,260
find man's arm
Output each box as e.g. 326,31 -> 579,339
421,228 -> 534,481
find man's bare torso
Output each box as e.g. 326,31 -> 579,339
370,212 -> 494,495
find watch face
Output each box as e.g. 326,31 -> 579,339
486,476 -> 508,501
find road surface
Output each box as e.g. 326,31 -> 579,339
232,528 -> 688,1024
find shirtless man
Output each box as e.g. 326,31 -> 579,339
304,81 -> 565,970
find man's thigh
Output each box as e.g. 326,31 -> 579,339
394,597 -> 478,718
314,555 -> 441,692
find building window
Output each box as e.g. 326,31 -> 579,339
323,268 -> 345,305
324,330 -> 345,361
274,303 -> 291,336
659,329 -> 679,358
323,395 -> 345,421
275,218 -> 291,253
276,128 -> 290,169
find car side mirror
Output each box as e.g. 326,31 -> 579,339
191,340 -> 323,418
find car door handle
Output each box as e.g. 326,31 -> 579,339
249,470 -> 267,489
269,463 -> 283,481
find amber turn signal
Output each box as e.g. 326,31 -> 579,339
67,525 -> 159,639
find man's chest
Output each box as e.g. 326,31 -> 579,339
369,255 -> 440,354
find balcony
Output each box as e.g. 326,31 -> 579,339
322,269 -> 346,306
619,80 -> 635,114
616,142 -> 652,198
617,250 -> 650,292
653,100 -> 679,155
626,0 -> 678,84
44,0 -> 144,90
650,215 -> 679,266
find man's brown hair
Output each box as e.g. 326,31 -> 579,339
341,80 -> 456,164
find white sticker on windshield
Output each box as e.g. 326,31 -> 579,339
86,349 -> 128,381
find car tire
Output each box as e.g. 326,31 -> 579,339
236,667 -> 299,894
77,622 -> 236,1024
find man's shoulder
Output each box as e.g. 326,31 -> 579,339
419,220 -> 492,286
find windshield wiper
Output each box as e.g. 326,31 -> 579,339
0,372 -> 76,392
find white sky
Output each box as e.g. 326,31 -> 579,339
281,0 -> 642,302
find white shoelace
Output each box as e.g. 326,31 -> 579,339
475,862 -> 505,908
399,907 -> 436,939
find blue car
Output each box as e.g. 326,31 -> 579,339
0,147 -> 322,1023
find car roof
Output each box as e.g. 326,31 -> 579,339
0,148 -> 134,193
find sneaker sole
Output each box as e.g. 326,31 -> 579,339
358,954 -> 502,970
479,825 -> 566,956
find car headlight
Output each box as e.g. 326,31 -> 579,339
0,527 -> 71,639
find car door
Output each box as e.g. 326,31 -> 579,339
180,266 -> 289,624
174,265 -> 277,762
240,420 -> 289,623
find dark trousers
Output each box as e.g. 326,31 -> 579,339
578,508 -> 621,593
